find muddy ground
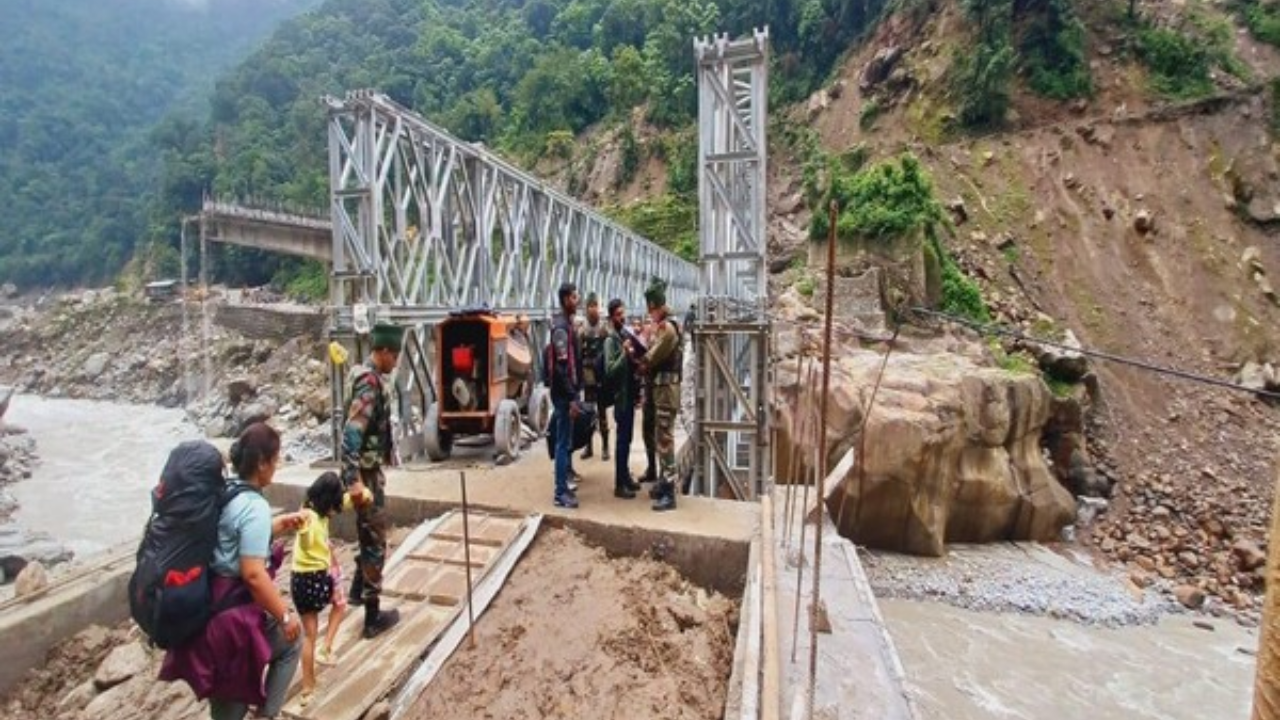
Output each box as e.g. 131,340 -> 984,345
2,528 -> 739,720
410,528 -> 739,720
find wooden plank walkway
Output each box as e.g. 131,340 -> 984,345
281,511 -> 533,720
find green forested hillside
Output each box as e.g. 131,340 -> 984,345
0,0 -> 317,286
150,0 -> 890,288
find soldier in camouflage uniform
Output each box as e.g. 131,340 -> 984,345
341,323 -> 403,638
639,316 -> 657,485
639,279 -> 681,512
579,293 -> 611,461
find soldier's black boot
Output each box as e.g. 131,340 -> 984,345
651,481 -> 677,512
362,598 -> 401,639
601,430 -> 610,462
581,438 -> 593,460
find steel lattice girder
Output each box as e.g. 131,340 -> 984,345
324,90 -> 697,323
691,30 -> 772,500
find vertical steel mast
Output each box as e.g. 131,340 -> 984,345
692,29 -> 771,499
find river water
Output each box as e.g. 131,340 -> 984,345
6,394 -> 200,558
883,597 -> 1258,719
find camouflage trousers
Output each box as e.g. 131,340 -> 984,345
642,385 -> 656,472
652,383 -> 679,482
349,468 -> 388,605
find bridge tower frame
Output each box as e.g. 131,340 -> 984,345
690,29 -> 772,500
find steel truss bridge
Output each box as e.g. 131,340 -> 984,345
193,30 -> 774,500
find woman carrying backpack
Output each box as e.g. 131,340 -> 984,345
160,422 -> 306,720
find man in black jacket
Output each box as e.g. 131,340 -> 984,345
548,282 -> 583,509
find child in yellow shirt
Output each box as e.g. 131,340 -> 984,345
290,471 -> 368,705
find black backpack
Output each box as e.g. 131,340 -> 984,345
544,404 -> 597,459
128,440 -> 252,649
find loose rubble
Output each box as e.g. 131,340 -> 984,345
1,623 -> 206,720
862,543 -> 1175,627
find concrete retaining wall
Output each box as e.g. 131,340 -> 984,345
0,548 -> 134,694
264,483 -> 751,597
214,304 -> 326,342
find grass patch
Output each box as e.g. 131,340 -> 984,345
931,234 -> 991,324
607,195 -> 698,262
796,274 -> 817,297
859,99 -> 883,131
1021,0 -> 1093,100
1137,27 -> 1213,98
1136,8 -> 1248,99
809,153 -> 945,245
273,260 -> 327,302
1271,78 -> 1280,137
1243,0 -> 1280,48
1045,374 -> 1075,397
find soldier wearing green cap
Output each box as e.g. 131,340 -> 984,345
638,278 -> 682,512
340,322 -> 403,638
579,292 -> 611,461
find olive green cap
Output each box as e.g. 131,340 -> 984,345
371,323 -> 404,351
644,278 -> 667,308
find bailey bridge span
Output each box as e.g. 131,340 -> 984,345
189,31 -> 771,502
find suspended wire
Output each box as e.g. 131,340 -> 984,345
903,306 -> 1280,401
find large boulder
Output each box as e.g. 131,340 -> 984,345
1034,329 -> 1089,382
776,350 -> 1075,556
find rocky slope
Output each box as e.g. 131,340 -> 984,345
0,290 -> 333,509
776,0 -> 1280,620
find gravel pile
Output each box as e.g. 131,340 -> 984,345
861,544 -> 1176,627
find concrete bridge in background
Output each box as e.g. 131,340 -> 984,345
197,199 -> 332,262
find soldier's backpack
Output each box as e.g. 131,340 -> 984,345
128,440 -> 252,649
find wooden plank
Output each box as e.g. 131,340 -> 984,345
282,510 -> 533,720
432,516 -> 520,548
288,604 -> 453,720
383,562 -> 443,601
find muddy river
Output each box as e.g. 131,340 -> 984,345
6,394 -> 200,558
883,598 -> 1257,719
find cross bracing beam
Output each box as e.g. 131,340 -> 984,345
323,89 -> 697,325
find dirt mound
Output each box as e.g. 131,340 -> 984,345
410,528 -> 738,720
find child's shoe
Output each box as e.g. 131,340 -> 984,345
317,646 -> 337,666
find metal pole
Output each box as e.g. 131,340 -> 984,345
789,358 -> 817,663
1252,459 -> 1280,719
806,201 -> 838,718
460,471 -> 477,649
782,350 -> 810,547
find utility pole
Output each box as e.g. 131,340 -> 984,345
1252,460 -> 1280,719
